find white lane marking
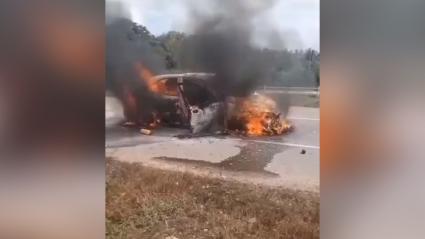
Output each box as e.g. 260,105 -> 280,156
259,90 -> 319,95
242,139 -> 320,150
287,117 -> 320,121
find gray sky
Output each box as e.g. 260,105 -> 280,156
107,0 -> 319,50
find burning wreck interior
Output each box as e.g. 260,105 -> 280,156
119,67 -> 293,137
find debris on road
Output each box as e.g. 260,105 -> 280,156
140,128 -> 153,135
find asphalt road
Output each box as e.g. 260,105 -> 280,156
106,95 -> 319,191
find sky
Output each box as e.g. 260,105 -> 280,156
107,0 -> 319,50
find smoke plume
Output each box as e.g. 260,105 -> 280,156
106,1 -> 171,124
178,0 -> 282,98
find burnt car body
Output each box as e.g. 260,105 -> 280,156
145,73 -> 291,136
150,73 -> 226,134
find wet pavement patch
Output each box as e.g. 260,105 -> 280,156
219,142 -> 283,173
154,142 -> 284,176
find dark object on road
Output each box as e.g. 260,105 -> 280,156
301,149 -> 306,154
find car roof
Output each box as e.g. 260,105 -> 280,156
152,73 -> 215,81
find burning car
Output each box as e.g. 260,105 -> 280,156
125,67 -> 292,136
147,72 -> 225,134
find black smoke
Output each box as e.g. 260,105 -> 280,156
106,3 -> 174,124
177,0 -> 281,98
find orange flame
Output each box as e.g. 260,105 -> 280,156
235,95 -> 292,136
246,115 -> 266,135
134,62 -> 167,94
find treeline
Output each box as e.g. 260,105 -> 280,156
125,22 -> 319,87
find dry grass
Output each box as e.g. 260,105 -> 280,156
106,159 -> 319,239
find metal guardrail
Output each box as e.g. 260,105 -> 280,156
261,86 -> 319,91
257,86 -> 320,96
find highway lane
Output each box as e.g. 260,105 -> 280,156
105,95 -> 319,191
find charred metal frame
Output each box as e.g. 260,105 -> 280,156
151,73 -> 224,129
